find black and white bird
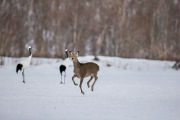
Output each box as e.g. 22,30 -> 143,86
16,46 -> 35,83
59,49 -> 70,84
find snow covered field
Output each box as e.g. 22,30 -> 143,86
0,56 -> 180,120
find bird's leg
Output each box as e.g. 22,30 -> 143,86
64,71 -> 66,84
60,73 -> 62,84
22,70 -> 25,83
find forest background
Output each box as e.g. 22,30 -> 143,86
0,0 -> 180,65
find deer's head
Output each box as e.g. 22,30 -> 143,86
69,51 -> 79,62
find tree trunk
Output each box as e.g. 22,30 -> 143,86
94,24 -> 107,60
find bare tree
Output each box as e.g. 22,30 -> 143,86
0,0 -> 179,63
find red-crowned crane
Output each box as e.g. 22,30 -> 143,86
59,49 -> 70,84
16,46 -> 35,83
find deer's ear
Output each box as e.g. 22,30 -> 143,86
69,51 -> 72,55
77,51 -> 79,56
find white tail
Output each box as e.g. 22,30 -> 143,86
69,51 -> 99,95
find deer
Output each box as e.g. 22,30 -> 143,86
69,51 -> 99,95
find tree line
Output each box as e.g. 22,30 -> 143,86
0,0 -> 179,65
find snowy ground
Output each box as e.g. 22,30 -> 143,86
0,56 -> 180,120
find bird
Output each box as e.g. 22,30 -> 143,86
16,46 -> 35,83
59,49 -> 70,84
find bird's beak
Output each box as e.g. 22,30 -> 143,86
32,48 -> 36,50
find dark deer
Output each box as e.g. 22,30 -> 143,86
69,51 -> 99,95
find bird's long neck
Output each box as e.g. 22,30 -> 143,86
29,48 -> 32,56
28,54 -> 32,60
28,48 -> 32,61
65,51 -> 68,58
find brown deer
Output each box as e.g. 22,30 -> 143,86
69,51 -> 99,95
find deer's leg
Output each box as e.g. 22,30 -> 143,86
80,78 -> 85,95
87,76 -> 93,88
72,74 -> 78,86
91,76 -> 98,91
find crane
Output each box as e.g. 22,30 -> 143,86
16,46 -> 35,83
59,49 -> 70,84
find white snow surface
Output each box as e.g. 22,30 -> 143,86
0,56 -> 180,120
